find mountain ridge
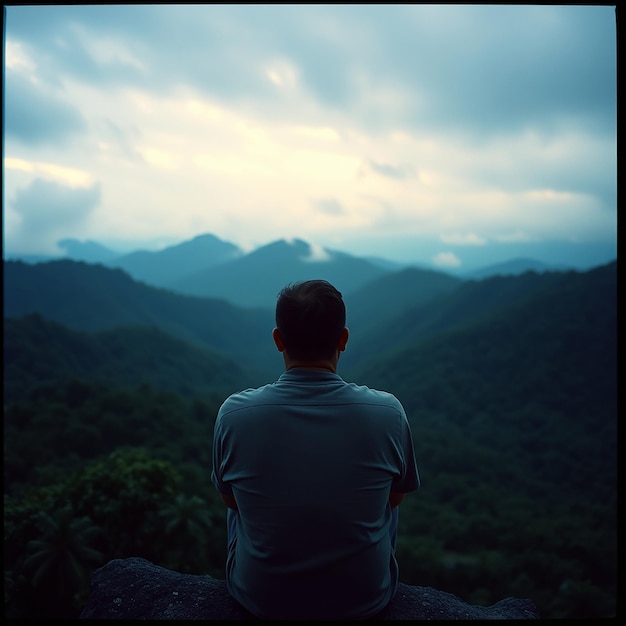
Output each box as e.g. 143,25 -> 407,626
107,233 -> 243,288
4,313 -> 252,406
4,232 -> 598,290
4,256 -> 616,383
3,259 -> 279,382
166,238 -> 390,308
460,257 -> 571,279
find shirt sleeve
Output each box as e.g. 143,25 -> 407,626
211,406 -> 233,495
392,405 -> 420,493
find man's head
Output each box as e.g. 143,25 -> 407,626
274,279 -> 348,363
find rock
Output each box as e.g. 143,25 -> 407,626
80,557 -> 539,620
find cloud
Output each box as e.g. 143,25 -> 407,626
432,252 -> 462,268
440,232 -> 487,246
5,5 -> 155,87
4,158 -> 94,186
2,5 -> 616,267
492,231 -> 535,243
314,198 -> 345,216
368,160 -> 413,180
464,128 -> 617,213
8,178 -> 102,254
6,5 -> 615,139
99,119 -> 145,162
302,242 -> 332,263
375,5 -> 617,139
4,70 -> 86,146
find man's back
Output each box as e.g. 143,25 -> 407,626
212,368 -> 419,619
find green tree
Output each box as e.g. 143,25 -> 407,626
160,493 -> 213,538
65,447 -> 182,561
21,506 -> 104,616
158,493 -> 215,572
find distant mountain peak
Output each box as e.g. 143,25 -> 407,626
162,233 -> 242,255
190,233 -> 224,242
101,232 -> 243,287
279,237 -> 309,250
253,238 -> 334,263
57,238 -> 119,263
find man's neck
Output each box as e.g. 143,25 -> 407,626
284,358 -> 338,373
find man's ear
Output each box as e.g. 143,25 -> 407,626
272,327 -> 286,352
338,327 -> 349,352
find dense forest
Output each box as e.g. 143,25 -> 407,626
3,259 -> 617,619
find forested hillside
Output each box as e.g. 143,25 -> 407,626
341,267 -> 582,370
3,260 -> 617,619
3,314 -> 256,407
342,266 -> 462,339
3,259 -> 278,381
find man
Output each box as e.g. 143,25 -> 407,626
211,279 -> 420,619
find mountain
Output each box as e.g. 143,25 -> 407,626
167,238 -> 389,308
361,256 -> 410,271
3,253 -> 58,264
3,314 -> 250,406
353,260 -> 617,425
3,239 -> 121,265
3,259 -> 279,382
341,267 -> 584,371
351,260 -> 617,498
461,257 -> 571,280
58,238 -> 121,263
350,259 -> 617,505
105,233 -> 243,287
3,257 -> 466,379
343,266 -> 462,334
5,232 -> 613,290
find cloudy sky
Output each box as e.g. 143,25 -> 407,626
3,4 -> 617,270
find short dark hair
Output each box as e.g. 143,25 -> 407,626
275,280 -> 346,361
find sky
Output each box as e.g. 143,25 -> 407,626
2,4 -> 617,271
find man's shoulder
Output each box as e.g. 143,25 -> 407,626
342,381 -> 405,412
220,383 -> 273,406
343,379 -> 399,401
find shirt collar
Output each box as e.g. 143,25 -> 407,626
278,368 -> 343,383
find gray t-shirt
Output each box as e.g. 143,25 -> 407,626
211,368 -> 420,619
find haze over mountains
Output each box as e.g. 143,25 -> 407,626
5,232 -> 588,310
4,231 -> 616,390
4,251 -> 617,388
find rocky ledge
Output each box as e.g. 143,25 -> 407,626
80,557 -> 539,620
